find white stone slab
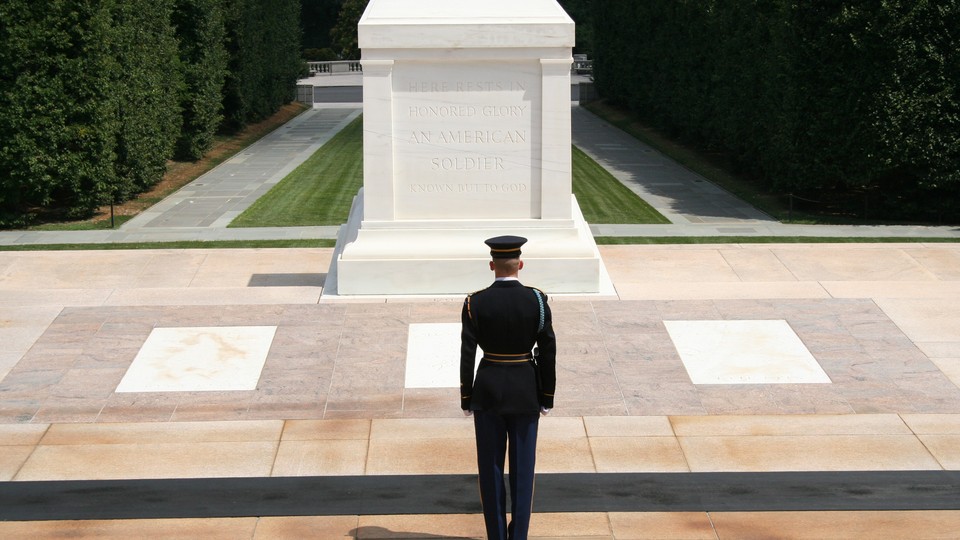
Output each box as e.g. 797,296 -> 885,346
116,326 -> 276,393
664,320 -> 831,385
361,0 -> 572,22
359,0 -> 574,49
405,323 -> 479,388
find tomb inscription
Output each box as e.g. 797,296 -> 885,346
392,62 -> 541,219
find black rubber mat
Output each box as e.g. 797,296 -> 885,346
2,471 -> 959,521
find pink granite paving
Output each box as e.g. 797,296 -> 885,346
3,298 -> 958,423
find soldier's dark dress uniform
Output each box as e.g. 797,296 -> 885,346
460,236 -> 557,540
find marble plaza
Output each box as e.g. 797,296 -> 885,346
1,243 -> 959,537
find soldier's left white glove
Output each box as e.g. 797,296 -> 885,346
540,407 -> 551,416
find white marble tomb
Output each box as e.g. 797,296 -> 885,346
330,0 -> 609,295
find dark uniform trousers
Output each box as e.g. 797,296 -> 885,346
461,280 -> 557,540
473,409 -> 539,540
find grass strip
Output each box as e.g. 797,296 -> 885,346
596,236 -> 960,245
231,114 -> 669,227
0,239 -> 335,251
27,215 -> 138,231
572,145 -> 670,224
230,116 -> 363,227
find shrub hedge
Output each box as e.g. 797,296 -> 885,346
221,0 -> 302,132
593,0 -> 959,222
0,1 -> 118,224
110,0 -> 183,200
0,0 -> 302,227
173,0 -> 229,161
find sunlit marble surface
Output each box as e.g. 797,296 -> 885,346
116,326 -> 276,393
665,320 -> 831,384
405,323 -> 479,389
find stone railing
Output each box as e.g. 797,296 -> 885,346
307,59 -> 591,76
307,60 -> 363,75
573,54 -> 592,75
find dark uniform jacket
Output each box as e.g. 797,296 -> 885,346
460,279 -> 557,414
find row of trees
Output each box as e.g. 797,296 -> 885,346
593,0 -> 959,222
0,0 -> 302,227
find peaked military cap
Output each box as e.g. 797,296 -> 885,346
485,235 -> 527,259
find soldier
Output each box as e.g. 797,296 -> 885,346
460,235 -> 557,540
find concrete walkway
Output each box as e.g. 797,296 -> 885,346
571,106 -> 960,239
572,106 -> 775,226
0,105 -> 359,246
123,107 -> 360,231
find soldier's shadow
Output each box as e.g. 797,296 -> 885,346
349,526 -> 474,539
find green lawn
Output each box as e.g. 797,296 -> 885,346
231,115 -> 669,227
0,239 -> 333,251
5,235 -> 952,253
572,145 -> 669,224
595,236 -> 960,245
230,116 -> 364,227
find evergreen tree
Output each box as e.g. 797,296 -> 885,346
0,0 -> 118,225
591,0 -> 959,222
329,0 -> 368,60
262,0 -> 303,117
109,0 -> 183,199
173,0 -> 229,161
222,0 -> 302,131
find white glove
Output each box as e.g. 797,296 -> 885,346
462,409 -> 473,417
540,407 -> 551,416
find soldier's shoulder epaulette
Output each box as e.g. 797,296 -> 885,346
465,285 -> 491,299
463,289 -> 485,320
463,287 -> 487,302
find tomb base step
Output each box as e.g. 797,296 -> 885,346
326,190 -> 612,296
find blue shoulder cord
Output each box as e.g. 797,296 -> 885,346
531,289 -> 546,402
532,289 -> 545,333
